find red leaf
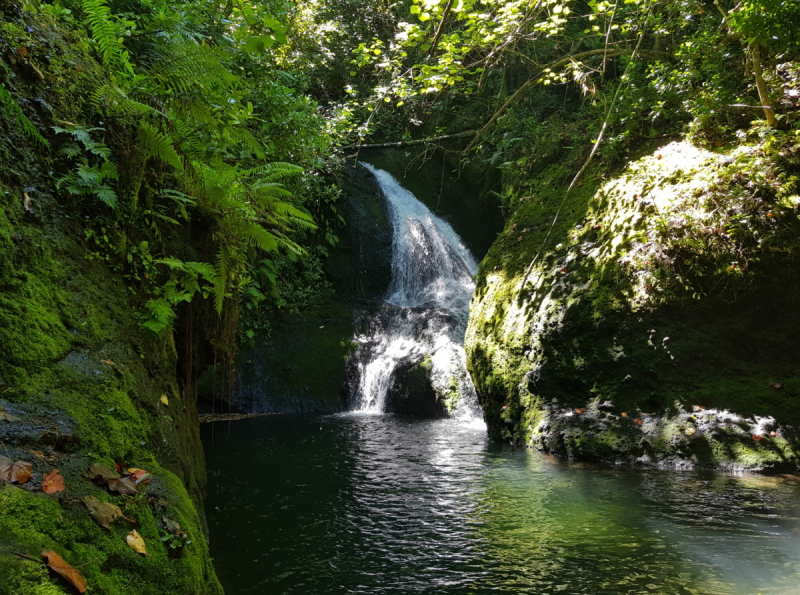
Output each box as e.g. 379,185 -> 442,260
0,455 -> 33,485
42,469 -> 66,494
633,419 -> 643,426
752,434 -> 763,442
41,550 -> 87,593
574,408 -> 584,414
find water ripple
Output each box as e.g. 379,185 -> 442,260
203,414 -> 800,595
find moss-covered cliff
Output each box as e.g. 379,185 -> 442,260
466,137 -> 800,471
0,6 -> 223,594
0,155 -> 222,592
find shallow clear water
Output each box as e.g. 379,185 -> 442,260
202,414 -> 800,594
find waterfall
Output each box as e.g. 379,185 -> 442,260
351,164 -> 482,419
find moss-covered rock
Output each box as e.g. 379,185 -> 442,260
466,139 -> 800,471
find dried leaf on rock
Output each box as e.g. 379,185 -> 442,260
42,469 -> 66,494
128,468 -> 150,484
0,408 -> 19,422
163,516 -> 187,539
0,455 -> 33,484
126,530 -> 151,557
88,463 -> 120,483
89,463 -> 139,494
41,549 -> 87,593
633,419 -> 643,426
108,476 -> 140,495
82,495 -> 133,529
752,434 -> 763,442
685,427 -> 696,435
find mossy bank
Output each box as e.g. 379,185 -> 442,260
466,137 -> 800,472
0,5 -> 222,593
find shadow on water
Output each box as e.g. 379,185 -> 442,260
202,414 -> 800,594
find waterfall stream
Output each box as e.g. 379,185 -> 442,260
351,164 -> 482,418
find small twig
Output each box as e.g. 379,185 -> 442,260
74,558 -> 101,570
11,552 -> 46,565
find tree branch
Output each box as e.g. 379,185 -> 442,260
345,130 -> 476,150
429,0 -> 456,57
462,48 -> 673,154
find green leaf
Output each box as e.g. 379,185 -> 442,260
410,5 -> 420,13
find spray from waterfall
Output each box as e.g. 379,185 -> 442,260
351,164 -> 482,419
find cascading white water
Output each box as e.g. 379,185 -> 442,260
352,164 -> 482,418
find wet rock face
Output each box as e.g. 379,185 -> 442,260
200,163 -> 394,414
324,163 -> 394,300
384,357 -> 447,418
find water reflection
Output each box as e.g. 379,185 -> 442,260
202,414 -> 800,594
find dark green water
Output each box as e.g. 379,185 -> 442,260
202,414 -> 800,594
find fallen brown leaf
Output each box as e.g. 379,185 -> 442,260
42,470 -> 66,494
753,434 -> 763,442
126,530 -> 151,557
88,463 -> 139,495
82,495 -> 134,529
41,549 -> 87,593
0,408 -> 19,422
770,382 -> 785,389
0,455 -> 33,484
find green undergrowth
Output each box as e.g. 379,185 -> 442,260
466,130 -> 800,470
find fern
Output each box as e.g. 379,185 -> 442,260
138,121 -> 184,171
91,85 -> 164,118
0,83 -> 49,149
59,160 -> 119,208
82,0 -> 134,74
243,162 -> 303,182
53,125 -> 111,159
212,251 -> 230,315
140,297 -> 176,334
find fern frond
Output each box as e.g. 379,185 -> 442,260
0,83 -> 49,149
91,85 -> 165,118
138,121 -> 184,171
160,189 -> 197,206
94,185 -> 119,208
212,251 -> 229,315
82,0 -> 134,74
243,162 -> 303,182
241,222 -> 279,254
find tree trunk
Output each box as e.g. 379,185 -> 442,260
750,44 -> 777,127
